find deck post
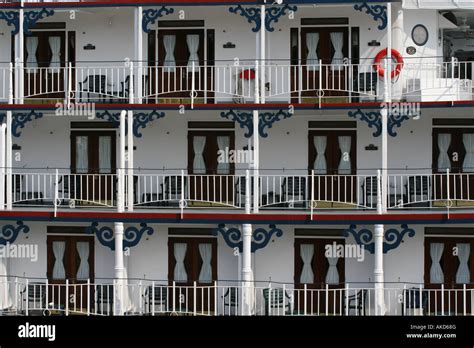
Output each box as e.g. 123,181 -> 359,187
6,62 -> 13,210
15,3 -> 24,104
259,4 -> 265,104
374,171 -> 385,315
391,2 -> 404,101
134,6 -> 143,104
127,62 -> 135,212
0,122 -> 5,210
112,110 -> 127,316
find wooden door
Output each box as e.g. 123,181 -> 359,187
294,238 -> 345,315
70,131 -> 116,204
187,131 -> 235,205
433,129 -> 474,203
309,130 -> 357,206
168,237 -> 217,313
297,27 -> 349,103
155,29 -> 205,102
424,237 -> 474,314
23,31 -> 66,100
47,235 -> 94,312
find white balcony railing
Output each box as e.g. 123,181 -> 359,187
2,276 -> 473,316
0,59 -> 472,105
7,169 -> 474,212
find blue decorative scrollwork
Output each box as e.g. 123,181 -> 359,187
123,223 -> 154,249
142,7 -> 174,33
85,222 -> 115,250
259,110 -> 292,138
24,9 -> 55,35
86,222 -> 154,251
251,224 -> 283,252
213,223 -> 243,252
230,5 -> 298,32
95,110 -> 121,128
343,224 -> 415,254
134,110 -> 165,138
384,224 -> 415,253
213,224 -> 282,253
343,224 -> 374,254
220,110 -> 253,138
388,114 -> 410,137
265,4 -> 297,32
353,2 -> 387,30
229,5 -> 261,33
12,110 -> 43,138
348,109 -> 382,137
0,11 -> 20,35
0,221 -> 30,245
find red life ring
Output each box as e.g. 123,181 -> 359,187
373,48 -> 404,79
240,69 -> 256,80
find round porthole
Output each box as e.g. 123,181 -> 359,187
411,24 -> 429,46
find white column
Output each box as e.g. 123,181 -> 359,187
114,222 -> 125,315
374,223 -> 385,315
127,111 -> 134,211
241,223 -> 253,315
6,112 -> 12,210
134,7 -> 143,104
15,6 -> 24,104
0,123 -> 5,210
259,4 -> 266,104
114,110 -> 127,316
252,110 -> 259,213
391,2 -> 403,101
374,168 -> 385,315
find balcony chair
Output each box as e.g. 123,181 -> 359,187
143,285 -> 168,314
401,287 -> 428,316
281,177 -> 306,208
362,176 -> 378,208
234,176 -> 255,208
222,287 -> 239,314
160,176 -> 186,207
344,289 -> 367,316
404,176 -> 431,207
56,174 -> 79,206
95,284 -> 114,315
13,175 -> 44,205
20,282 -> 47,314
263,288 -> 291,315
352,72 -> 378,102
120,75 -> 150,103
79,75 -> 108,103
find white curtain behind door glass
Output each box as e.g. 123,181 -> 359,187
330,32 -> 344,71
76,136 -> 88,174
26,37 -> 38,72
430,242 -> 444,284
306,33 -> 319,71
437,134 -> 451,171
163,35 -> 176,73
49,36 -> 61,72
52,241 -> 66,280
325,255 -> 339,284
76,242 -> 89,280
300,244 -> 314,284
99,136 -> 112,174
0,256 -> 11,310
314,136 -> 327,174
462,134 -> 474,172
187,34 -> 200,74
456,243 -> 470,284
198,243 -> 212,283
338,136 -> 351,175
217,136 -> 230,174
193,136 -> 206,174
174,243 -> 187,282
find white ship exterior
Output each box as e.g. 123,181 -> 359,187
0,0 -> 473,316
